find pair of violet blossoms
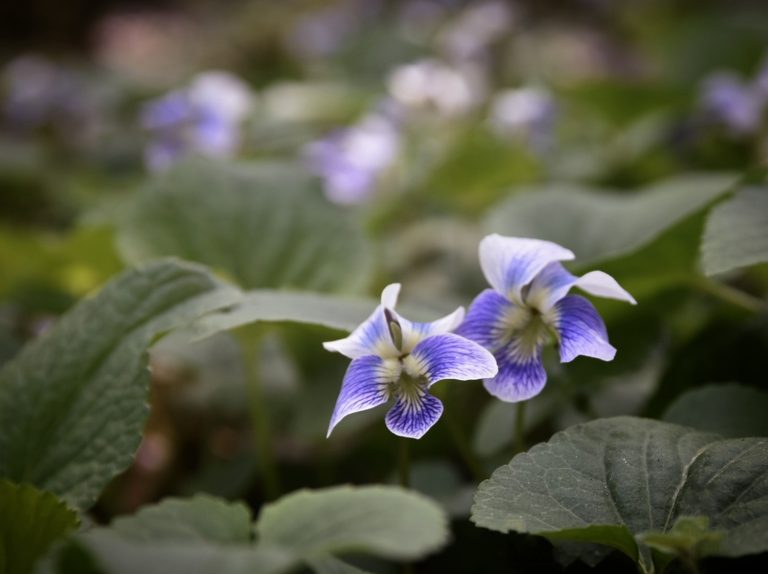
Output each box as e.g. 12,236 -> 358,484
324,234 -> 636,439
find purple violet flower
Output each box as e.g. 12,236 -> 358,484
458,235 -> 636,403
140,71 -> 253,171
304,109 -> 400,204
489,87 -> 557,153
700,72 -> 764,136
324,284 -> 497,439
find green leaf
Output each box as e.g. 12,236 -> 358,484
256,485 -> 449,561
663,384 -> 768,438
306,556 -> 373,574
116,160 -> 372,292
0,480 -> 79,574
185,290 -> 445,342
107,495 -> 253,544
186,291 -> 376,341
55,496 -> 294,574
637,516 -> 724,559
701,186 -> 768,275
471,417 -> 768,570
0,260 -> 241,509
485,174 -> 735,266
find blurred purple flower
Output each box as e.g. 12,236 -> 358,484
387,58 -> 486,117
2,55 -> 85,128
489,87 -> 557,153
140,71 -> 254,171
700,72 -> 764,136
458,235 -> 635,403
286,0 -> 381,61
304,106 -> 401,204
324,284 -> 497,438
439,1 -> 515,62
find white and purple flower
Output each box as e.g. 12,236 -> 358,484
140,71 -> 254,172
324,284 -> 497,439
458,235 -> 636,403
700,72 -> 764,136
489,87 -> 558,153
304,105 -> 401,205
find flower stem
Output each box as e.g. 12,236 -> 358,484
514,401 -> 527,453
240,334 -> 281,500
443,401 -> 488,482
691,276 -> 766,313
399,438 -> 410,489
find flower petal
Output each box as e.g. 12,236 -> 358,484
323,283 -> 402,359
327,355 -> 398,437
396,306 -> 465,353
575,271 -> 636,305
457,289 -> 524,351
479,234 -> 574,302
553,295 -> 616,363
525,262 -> 578,312
385,392 -> 444,439
484,342 -> 546,402
380,283 -> 401,309
403,333 -> 498,384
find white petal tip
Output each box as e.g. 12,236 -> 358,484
380,283 -> 401,309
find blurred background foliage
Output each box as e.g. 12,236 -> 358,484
1,0 -> 767,572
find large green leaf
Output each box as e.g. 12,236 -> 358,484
701,186 -> 768,276
116,160 -> 371,292
186,290 -> 446,342
186,291 -> 376,341
0,480 -> 79,574
663,384 -> 768,438
256,485 -> 449,561
485,174 -> 735,266
0,260 -> 240,509
63,496 -> 293,574
471,417 -> 768,572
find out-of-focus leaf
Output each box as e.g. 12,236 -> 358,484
637,516 -> 724,564
256,485 -> 449,561
185,290 -> 444,342
107,495 -> 252,544
0,260 -> 241,509
485,174 -> 735,266
186,291 -> 375,341
116,160 -> 371,292
701,187 -> 768,275
472,417 -> 768,572
306,556 -> 372,574
663,383 -> 768,438
0,480 -> 79,574
52,496 -> 294,574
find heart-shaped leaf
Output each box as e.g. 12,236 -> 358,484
472,416 -> 768,572
701,186 -> 768,276
256,485 -> 449,561
116,160 -> 372,292
0,260 -> 240,509
663,384 -> 768,438
485,174 -> 735,266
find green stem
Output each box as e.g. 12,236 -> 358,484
443,401 -> 488,482
399,438 -> 410,489
241,336 -> 281,500
514,401 -> 527,453
691,276 -> 765,313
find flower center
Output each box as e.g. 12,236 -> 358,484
496,304 -> 556,356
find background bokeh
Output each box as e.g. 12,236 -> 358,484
1,1 -> 767,572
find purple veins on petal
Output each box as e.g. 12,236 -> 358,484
484,344 -> 546,403
457,289 -> 517,351
385,392 -> 444,439
327,355 -> 396,437
554,295 -> 615,363
406,333 -> 498,384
